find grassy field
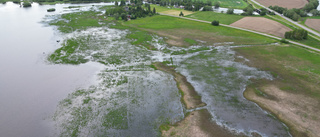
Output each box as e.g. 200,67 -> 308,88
197,0 -> 248,9
151,5 -> 195,16
185,11 -> 244,25
235,44 -> 320,137
124,15 -> 276,46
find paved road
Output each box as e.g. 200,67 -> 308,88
159,13 -> 320,52
250,0 -> 320,37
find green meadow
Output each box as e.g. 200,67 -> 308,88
185,11 -> 244,25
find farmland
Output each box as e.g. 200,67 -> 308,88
185,11 -> 244,25
230,17 -> 292,37
254,0 -> 308,9
305,19 -> 320,32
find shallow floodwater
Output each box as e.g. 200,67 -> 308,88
1,2 -> 290,137
0,2 -> 107,137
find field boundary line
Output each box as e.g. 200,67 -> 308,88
158,13 -> 320,52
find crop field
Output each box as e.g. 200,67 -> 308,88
255,0 -> 308,9
230,17 -> 292,37
185,11 -> 244,25
305,19 -> 320,32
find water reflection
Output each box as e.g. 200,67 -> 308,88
0,2 -> 107,137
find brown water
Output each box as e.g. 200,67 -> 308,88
0,2 -> 104,137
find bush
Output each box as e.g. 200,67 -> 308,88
179,11 -> 184,16
23,2 -> 32,7
269,6 -> 287,14
227,8 -> 234,14
269,12 -> 275,15
214,1 -> 220,8
310,9 -> 320,16
211,20 -> 219,26
285,29 -> 308,40
280,39 -> 289,44
47,8 -> 56,12
203,6 -> 213,11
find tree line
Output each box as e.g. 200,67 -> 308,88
105,0 -> 157,21
269,0 -> 319,21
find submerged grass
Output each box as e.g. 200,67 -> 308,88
236,44 -> 320,99
236,44 -> 320,137
49,10 -> 109,33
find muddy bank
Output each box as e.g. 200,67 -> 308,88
162,109 -> 237,137
154,62 -> 240,137
235,45 -> 320,137
153,62 -> 206,109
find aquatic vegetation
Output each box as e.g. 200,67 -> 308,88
48,11 -> 109,33
48,7 -> 290,137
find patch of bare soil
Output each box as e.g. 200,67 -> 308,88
255,0 -> 308,9
230,17 -> 292,38
153,62 -> 206,109
141,28 -> 234,47
244,85 -> 320,137
161,10 -> 194,16
162,109 -> 238,137
305,19 -> 320,32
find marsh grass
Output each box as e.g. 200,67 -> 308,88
49,11 -> 109,33
235,45 -> 320,100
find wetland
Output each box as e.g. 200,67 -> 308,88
1,1 -> 319,137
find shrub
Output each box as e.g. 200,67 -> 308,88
23,2 -> 32,7
211,20 -> 219,26
280,39 -> 289,44
227,8 -> 234,14
179,11 -> 184,16
47,8 -> 56,12
203,6 -> 213,11
285,29 -> 308,40
214,1 -> 220,8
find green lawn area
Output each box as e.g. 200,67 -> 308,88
198,0 -> 248,9
124,15 -> 276,45
151,4 -> 195,16
185,11 -> 244,25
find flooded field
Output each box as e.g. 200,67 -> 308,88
0,2 -> 291,137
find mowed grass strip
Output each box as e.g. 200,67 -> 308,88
151,5 -> 195,16
197,0 -> 248,9
124,15 -> 276,45
185,11 -> 244,25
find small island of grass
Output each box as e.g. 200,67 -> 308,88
47,8 -> 56,12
